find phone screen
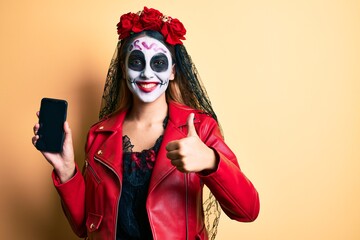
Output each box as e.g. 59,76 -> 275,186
36,98 -> 68,153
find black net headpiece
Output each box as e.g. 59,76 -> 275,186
99,41 -> 122,120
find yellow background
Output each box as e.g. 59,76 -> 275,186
1,0 -> 359,239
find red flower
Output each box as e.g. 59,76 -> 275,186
133,7 -> 163,32
161,18 -> 186,45
116,7 -> 186,45
117,12 -> 139,39
131,153 -> 142,168
145,149 -> 156,169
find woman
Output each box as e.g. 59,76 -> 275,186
32,7 -> 259,240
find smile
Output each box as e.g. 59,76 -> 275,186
136,82 -> 159,93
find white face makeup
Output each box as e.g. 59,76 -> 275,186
125,36 -> 174,103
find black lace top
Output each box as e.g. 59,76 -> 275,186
116,118 -> 167,240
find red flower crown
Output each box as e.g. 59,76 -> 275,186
116,7 -> 186,45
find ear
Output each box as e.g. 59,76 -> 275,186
169,64 -> 176,80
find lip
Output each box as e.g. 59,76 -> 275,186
136,82 -> 159,93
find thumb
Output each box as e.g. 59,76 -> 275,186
187,113 -> 197,137
63,121 -> 73,145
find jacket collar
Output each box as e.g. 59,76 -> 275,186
93,109 -> 128,134
91,101 -> 200,191
168,101 -> 200,127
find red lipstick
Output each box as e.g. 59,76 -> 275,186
136,82 -> 159,93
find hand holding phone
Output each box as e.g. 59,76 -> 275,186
35,98 -> 68,153
32,98 -> 75,182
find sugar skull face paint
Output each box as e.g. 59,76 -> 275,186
125,36 -> 174,103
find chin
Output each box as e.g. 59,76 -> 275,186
137,96 -> 161,103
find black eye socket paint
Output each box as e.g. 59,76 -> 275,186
128,50 -> 145,71
128,51 -> 169,73
150,53 -> 169,72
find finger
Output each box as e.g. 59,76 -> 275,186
170,160 -> 188,173
36,111 -> 40,118
32,135 -> 39,146
187,113 -> 197,137
63,121 -> 73,145
175,166 -> 186,173
170,158 -> 183,168
33,123 -> 40,135
166,150 -> 182,160
165,140 -> 180,152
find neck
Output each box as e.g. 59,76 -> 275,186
127,95 -> 168,124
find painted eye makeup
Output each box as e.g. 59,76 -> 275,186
150,54 -> 169,72
128,50 -> 145,71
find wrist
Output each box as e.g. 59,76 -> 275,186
55,164 -> 76,183
201,148 -> 219,174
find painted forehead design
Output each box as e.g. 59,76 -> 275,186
128,39 -> 168,54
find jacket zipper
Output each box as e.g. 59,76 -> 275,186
94,156 -> 121,240
184,173 -> 189,240
85,160 -> 101,184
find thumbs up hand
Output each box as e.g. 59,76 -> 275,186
166,113 -> 217,173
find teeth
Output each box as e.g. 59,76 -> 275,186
139,83 -> 157,89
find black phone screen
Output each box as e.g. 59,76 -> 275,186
36,98 -> 68,153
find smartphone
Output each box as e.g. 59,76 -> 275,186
36,98 -> 68,153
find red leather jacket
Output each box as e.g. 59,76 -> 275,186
53,102 -> 259,240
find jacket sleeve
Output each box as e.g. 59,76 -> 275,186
52,164 -> 87,237
51,125 -> 101,237
197,116 -> 260,222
